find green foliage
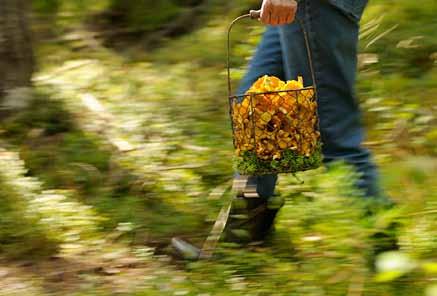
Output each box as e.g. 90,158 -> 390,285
1,93 -> 112,191
375,251 -> 416,282
0,150 -> 103,259
32,0 -> 61,15
0,173 -> 57,259
361,0 -> 437,76
32,0 -> 106,15
2,94 -> 76,137
108,0 -> 182,31
357,0 -> 437,156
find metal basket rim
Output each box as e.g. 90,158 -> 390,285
229,86 -> 316,99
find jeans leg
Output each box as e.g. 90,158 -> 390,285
244,174 -> 278,198
237,26 -> 286,94
235,26 -> 284,199
279,0 -> 382,198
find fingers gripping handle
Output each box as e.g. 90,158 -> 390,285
250,10 -> 261,19
227,10 -> 318,102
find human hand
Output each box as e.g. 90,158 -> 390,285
260,0 -> 297,26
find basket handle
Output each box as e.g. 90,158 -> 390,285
227,9 -> 318,100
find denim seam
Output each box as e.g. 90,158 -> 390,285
304,0 -> 325,103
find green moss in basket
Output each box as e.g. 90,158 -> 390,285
234,145 -> 323,175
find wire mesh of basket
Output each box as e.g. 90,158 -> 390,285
227,11 -> 323,175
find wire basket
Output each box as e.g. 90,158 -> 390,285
227,11 -> 323,175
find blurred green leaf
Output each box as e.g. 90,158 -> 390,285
426,285 -> 437,296
422,262 -> 437,274
375,251 -> 416,282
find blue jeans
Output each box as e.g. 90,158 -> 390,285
237,0 -> 382,198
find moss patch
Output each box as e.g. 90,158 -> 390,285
234,144 -> 323,175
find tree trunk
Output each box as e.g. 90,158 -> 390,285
0,0 -> 34,107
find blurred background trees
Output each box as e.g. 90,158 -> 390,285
0,0 -> 34,107
107,0 -> 204,30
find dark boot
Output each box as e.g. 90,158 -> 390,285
256,195 -> 285,240
223,194 -> 285,244
223,195 -> 267,243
